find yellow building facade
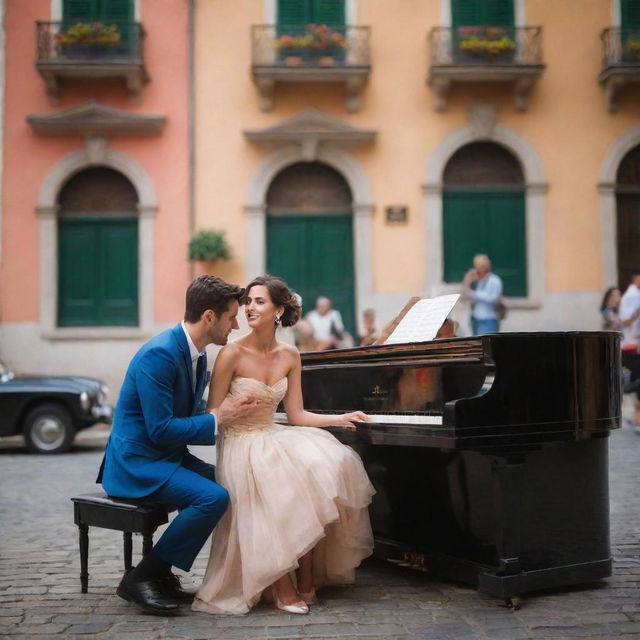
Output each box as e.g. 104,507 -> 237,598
193,0 -> 640,337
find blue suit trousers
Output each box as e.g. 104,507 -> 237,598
148,452 -> 229,571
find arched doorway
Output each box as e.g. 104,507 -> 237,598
616,145 -> 640,289
442,142 -> 527,296
57,167 -> 139,327
266,161 -> 356,333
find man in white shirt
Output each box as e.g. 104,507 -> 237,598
462,254 -> 503,336
305,296 -> 345,350
620,270 -> 640,350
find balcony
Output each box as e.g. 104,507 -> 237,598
251,25 -> 371,112
427,26 -> 545,112
35,21 -> 149,104
599,28 -> 640,112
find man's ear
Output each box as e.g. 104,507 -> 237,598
203,308 -> 217,324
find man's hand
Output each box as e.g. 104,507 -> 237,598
463,268 -> 479,284
210,395 -> 263,433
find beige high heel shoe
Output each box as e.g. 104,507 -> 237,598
272,587 -> 309,615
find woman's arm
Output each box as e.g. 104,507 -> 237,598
207,345 -> 236,411
283,348 -> 367,430
207,345 -> 261,433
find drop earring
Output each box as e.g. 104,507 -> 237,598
275,315 -> 282,326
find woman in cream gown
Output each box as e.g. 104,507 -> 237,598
192,275 -> 375,616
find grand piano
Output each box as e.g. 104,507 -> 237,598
293,331 -> 621,607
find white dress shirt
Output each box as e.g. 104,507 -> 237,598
181,322 -> 205,391
620,284 -> 640,349
305,309 -> 344,341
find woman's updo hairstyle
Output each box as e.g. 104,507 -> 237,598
242,275 -> 302,327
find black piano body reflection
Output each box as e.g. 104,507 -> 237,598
293,331 -> 621,604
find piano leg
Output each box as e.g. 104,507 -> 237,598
492,457 -> 524,577
476,456 -> 525,607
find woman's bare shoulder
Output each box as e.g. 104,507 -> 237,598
215,341 -> 244,363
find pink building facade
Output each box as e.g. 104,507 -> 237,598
0,0 -> 192,395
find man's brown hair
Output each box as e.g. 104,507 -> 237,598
184,275 -> 244,323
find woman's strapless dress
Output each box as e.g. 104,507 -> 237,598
191,376 -> 375,615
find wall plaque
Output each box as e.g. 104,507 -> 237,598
385,206 -> 408,224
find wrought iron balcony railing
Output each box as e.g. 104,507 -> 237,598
429,26 -> 543,67
36,21 -> 146,63
35,21 -> 148,103
600,27 -> 640,67
598,28 -> 640,112
251,25 -> 370,68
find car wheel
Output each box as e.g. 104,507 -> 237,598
23,403 -> 75,454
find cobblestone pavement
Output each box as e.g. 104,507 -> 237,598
1,426 -> 639,640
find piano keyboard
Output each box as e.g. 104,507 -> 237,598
366,414 -> 443,425
274,412 -> 443,426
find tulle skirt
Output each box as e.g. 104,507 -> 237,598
192,424 -> 375,615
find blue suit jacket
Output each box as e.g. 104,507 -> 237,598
97,324 -> 216,498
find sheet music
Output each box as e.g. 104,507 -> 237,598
385,294 -> 460,344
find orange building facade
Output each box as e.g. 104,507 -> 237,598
193,0 -> 640,342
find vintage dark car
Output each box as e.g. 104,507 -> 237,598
0,361 -> 113,454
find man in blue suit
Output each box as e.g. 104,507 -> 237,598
97,275 -> 261,615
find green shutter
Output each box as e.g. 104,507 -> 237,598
451,0 -> 482,28
267,214 -> 355,336
100,220 -> 138,325
277,0 -> 345,27
100,0 -> 133,23
443,189 -> 526,297
451,0 -> 514,27
277,0 -> 312,27
312,0 -> 345,26
58,220 -> 100,326
63,0 -> 132,23
58,218 -> 138,327
621,0 -> 640,28
484,0 -> 514,26
63,0 -> 99,22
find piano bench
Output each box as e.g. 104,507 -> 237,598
71,492 -> 171,594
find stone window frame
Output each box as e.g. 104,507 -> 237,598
423,114 -> 547,308
245,145 -> 374,317
599,125 -> 640,289
37,145 -> 157,340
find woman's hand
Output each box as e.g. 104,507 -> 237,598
334,411 -> 369,430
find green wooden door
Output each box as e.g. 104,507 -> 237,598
443,189 -> 526,297
277,0 -> 345,26
63,0 -> 134,50
267,214 -> 355,336
63,0 -> 133,23
621,0 -> 640,28
451,0 -> 514,27
58,217 -> 138,326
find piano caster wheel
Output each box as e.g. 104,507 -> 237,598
504,596 -> 521,610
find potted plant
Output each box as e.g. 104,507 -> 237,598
54,22 -> 121,58
274,24 -> 348,65
456,26 -> 516,62
188,229 -> 231,276
624,39 -> 640,61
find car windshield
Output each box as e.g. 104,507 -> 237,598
0,361 -> 15,383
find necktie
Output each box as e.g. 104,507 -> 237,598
195,353 -> 206,394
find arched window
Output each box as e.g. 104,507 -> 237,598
266,161 -> 355,333
443,142 -> 527,296
57,167 -> 139,327
616,145 -> 640,289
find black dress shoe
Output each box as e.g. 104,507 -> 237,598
159,572 -> 196,602
116,574 -> 181,616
